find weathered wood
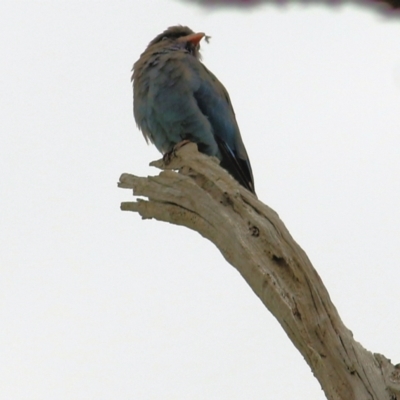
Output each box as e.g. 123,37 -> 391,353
119,143 -> 399,400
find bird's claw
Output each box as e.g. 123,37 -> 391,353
163,140 -> 192,165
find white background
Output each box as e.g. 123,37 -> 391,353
1,1 -> 400,399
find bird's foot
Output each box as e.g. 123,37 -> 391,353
163,140 -> 192,164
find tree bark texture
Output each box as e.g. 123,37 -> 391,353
118,143 -> 400,400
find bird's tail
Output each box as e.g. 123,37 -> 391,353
215,137 -> 256,195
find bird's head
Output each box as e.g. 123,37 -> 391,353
146,26 -> 208,59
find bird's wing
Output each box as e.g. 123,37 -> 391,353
192,64 -> 255,194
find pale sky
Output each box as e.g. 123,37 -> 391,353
1,1 -> 400,399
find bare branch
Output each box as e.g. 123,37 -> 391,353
119,143 -> 399,400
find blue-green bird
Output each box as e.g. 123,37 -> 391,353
132,26 -> 255,194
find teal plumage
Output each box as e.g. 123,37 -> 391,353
132,26 -> 255,194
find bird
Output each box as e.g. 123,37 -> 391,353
132,25 -> 255,194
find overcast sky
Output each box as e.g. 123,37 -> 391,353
1,1 -> 400,399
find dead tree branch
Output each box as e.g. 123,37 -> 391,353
118,143 -> 400,400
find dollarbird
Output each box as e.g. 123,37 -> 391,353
132,26 -> 255,194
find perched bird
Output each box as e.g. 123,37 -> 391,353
132,25 -> 255,194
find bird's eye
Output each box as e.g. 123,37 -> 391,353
161,36 -> 168,41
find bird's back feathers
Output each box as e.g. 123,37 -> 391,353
132,26 -> 255,194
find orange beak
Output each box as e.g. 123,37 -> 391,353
179,32 -> 205,46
